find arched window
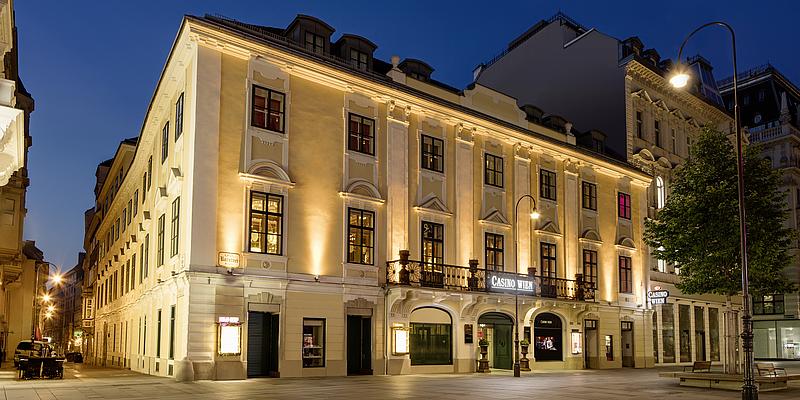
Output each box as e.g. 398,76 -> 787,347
656,176 -> 665,209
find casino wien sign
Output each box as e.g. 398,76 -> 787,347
487,271 -> 535,293
647,290 -> 670,305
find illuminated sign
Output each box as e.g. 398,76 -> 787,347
571,331 -> 582,354
486,272 -> 535,293
218,316 -> 242,356
647,290 -> 670,305
218,252 -> 240,269
392,325 -> 409,355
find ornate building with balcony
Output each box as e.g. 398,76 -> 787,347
86,13 -> 656,381
473,12 -> 738,369
719,64 -> 800,360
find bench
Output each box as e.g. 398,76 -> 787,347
683,360 -> 712,373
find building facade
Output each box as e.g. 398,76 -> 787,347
0,0 -> 40,363
49,256 -> 85,354
719,64 -> 800,360
474,12 -> 738,368
87,14 -> 657,380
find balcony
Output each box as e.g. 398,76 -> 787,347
748,123 -> 800,143
386,254 -> 595,302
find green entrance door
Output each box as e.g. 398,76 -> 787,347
493,324 -> 513,370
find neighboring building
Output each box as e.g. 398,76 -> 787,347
87,13 -> 656,380
52,256 -> 85,354
474,12 -> 737,368
719,64 -> 800,360
0,0 -> 40,363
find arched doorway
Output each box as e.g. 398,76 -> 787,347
478,312 -> 514,370
534,313 -> 563,361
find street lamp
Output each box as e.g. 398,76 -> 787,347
30,261 -> 61,341
670,22 -> 756,400
513,194 -> 539,377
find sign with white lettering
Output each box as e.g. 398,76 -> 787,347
218,252 -> 240,268
487,272 -> 535,293
647,290 -> 670,305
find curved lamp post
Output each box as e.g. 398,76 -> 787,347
513,194 -> 540,377
670,22 -> 755,400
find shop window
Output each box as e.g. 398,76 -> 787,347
652,311 -> 659,363
302,318 -> 325,367
694,306 -> 706,361
534,313 -> 563,361
421,135 -> 444,172
484,153 -> 504,188
605,335 -> 614,361
661,304 -> 676,363
709,307 -> 720,361
249,192 -> 283,255
251,85 -> 285,133
347,208 -> 374,265
679,304 -> 692,363
485,233 -> 504,271
582,181 -> 597,210
348,113 -> 375,155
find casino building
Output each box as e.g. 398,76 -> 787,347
86,13 -> 656,380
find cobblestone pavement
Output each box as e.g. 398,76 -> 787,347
2,363 -> 800,399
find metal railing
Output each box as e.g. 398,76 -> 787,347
386,253 -> 595,301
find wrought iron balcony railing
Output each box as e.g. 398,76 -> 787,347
386,256 -> 595,302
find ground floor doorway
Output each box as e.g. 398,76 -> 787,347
346,315 -> 372,375
478,312 -> 513,370
584,319 -> 598,368
247,311 -> 279,377
621,321 -> 634,367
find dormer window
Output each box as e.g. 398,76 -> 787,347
399,59 -> 434,82
305,32 -> 325,54
350,49 -> 368,71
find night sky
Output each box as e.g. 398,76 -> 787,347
16,0 -> 798,272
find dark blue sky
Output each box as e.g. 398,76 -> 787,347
17,1 -> 797,270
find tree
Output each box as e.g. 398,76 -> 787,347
645,127 -> 794,297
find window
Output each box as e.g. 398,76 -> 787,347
122,208 -> 127,232
410,322 -> 452,365
139,243 -> 145,284
618,192 -> 631,220
133,191 -> 138,216
582,249 -> 597,286
170,197 -> 180,257
127,200 -> 133,224
169,305 -> 176,359
421,135 -> 444,172
656,177 -> 665,209
421,221 -> 444,265
304,32 -> 324,54
605,335 -> 614,361
251,85 -> 286,133
796,188 -> 800,209
157,214 -> 165,266
350,49 -> 368,71
484,153 -> 503,188
636,111 -> 643,138
758,90 -> 765,102
302,318 -> 325,367
654,120 -> 661,147
157,309 -> 162,357
753,294 -> 785,315
582,181 -> 597,210
147,157 -> 152,189
161,122 -> 169,163
743,95 -> 750,105
175,93 -> 184,140
671,129 -> 676,152
485,233 -> 504,271
143,315 -> 147,355
540,242 -> 557,278
347,208 -> 374,264
143,234 -> 149,279
540,169 -> 557,201
347,113 -> 375,155
249,192 -> 283,255
618,256 -> 632,293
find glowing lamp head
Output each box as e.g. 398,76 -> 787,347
51,273 -> 63,284
530,210 -> 541,220
44,312 -> 53,319
669,72 -> 690,89
47,305 -> 55,312
42,294 -> 51,303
